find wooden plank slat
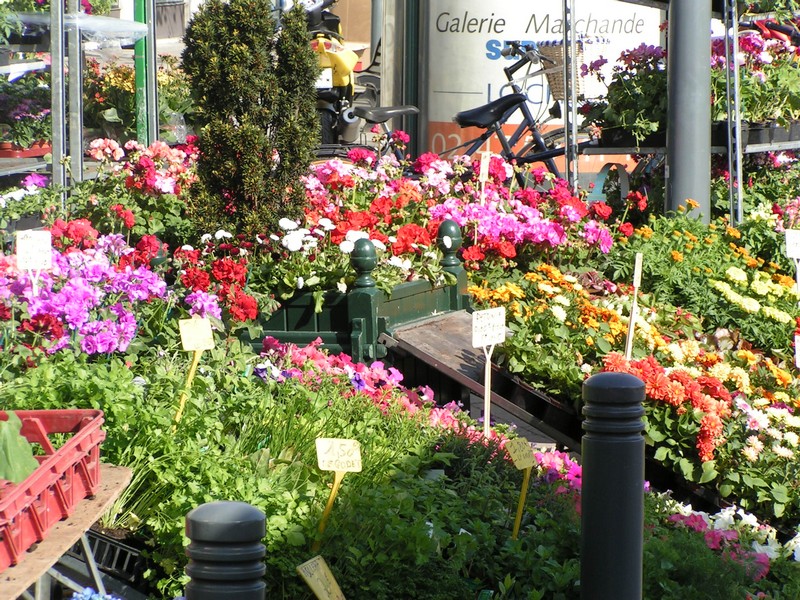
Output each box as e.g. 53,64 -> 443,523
0,464 -> 133,600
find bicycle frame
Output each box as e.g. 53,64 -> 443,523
452,45 -> 563,178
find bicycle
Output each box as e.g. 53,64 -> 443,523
447,40 -> 595,186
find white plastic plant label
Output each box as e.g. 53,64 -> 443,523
472,306 -> 506,348
15,230 -> 52,271
785,229 -> 800,259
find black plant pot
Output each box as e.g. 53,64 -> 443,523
600,128 -> 666,148
744,122 -> 770,146
770,122 -> 791,143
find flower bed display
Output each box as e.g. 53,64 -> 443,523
0,409 -> 106,572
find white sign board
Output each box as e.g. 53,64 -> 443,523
786,229 -> 800,259
472,307 -> 506,348
15,230 -> 52,271
425,0 -> 665,153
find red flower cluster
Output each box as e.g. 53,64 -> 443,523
173,241 -> 259,323
118,235 -> 169,270
110,203 -> 136,229
602,352 -> 732,461
49,218 -> 99,252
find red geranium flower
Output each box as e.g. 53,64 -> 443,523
618,222 -> 634,237
228,287 -> 259,322
181,267 -> 211,292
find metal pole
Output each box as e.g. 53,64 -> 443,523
145,0 -> 159,141
580,372 -> 645,600
50,0 -> 67,198
370,0 -> 383,53
134,0 -> 147,143
67,0 -> 83,181
666,0 -> 712,222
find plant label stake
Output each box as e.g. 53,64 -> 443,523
174,317 -> 215,427
624,252 -> 643,360
472,307 -> 506,437
15,230 -> 51,297
479,151 -> 491,204
505,437 -> 535,539
312,438 -> 362,553
297,555 -> 346,600
786,232 -> 800,368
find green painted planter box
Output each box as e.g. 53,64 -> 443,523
253,220 -> 470,362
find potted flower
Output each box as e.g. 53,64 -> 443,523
0,71 -> 51,156
580,43 -> 668,147
711,27 -> 800,144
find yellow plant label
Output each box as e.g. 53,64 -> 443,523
633,252 -> 643,288
316,438 -> 362,472
178,317 -> 214,351
297,555 -> 346,600
505,437 -> 534,470
15,230 -> 52,271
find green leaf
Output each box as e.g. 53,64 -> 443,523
698,460 -> 718,484
101,107 -> 123,123
678,458 -> 696,482
0,412 -> 39,483
653,446 -> 670,461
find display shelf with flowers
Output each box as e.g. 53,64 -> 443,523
0,70 -> 51,157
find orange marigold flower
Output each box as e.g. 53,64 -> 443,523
686,198 -> 700,209
726,226 -> 741,239
670,250 -> 684,262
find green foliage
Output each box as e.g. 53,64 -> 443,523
182,0 -> 318,238
0,412 -> 38,483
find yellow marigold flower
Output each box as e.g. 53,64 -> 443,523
686,198 -> 700,209
745,258 -> 759,268
672,230 -> 682,238
709,223 -> 718,230
725,266 -> 748,284
704,236 -> 716,245
726,226 -> 742,239
683,231 -> 699,242
636,226 -> 654,239
769,261 -> 782,271
739,297 -> 761,313
585,336 -> 595,347
774,368 -> 793,388
677,205 -> 686,213
670,250 -> 684,262
736,349 -> 759,366
692,267 -> 700,273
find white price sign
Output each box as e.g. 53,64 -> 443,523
633,252 -> 643,288
15,230 -> 52,271
472,307 -> 506,348
316,438 -> 362,472
786,229 -> 800,259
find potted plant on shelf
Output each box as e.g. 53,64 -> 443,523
0,71 -> 51,157
579,42 -> 668,147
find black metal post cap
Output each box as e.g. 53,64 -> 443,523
185,501 -> 266,543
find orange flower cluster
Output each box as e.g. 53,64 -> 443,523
602,352 -> 732,462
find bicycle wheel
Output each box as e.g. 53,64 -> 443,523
319,109 -> 338,145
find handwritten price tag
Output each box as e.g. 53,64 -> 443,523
472,307 -> 506,348
505,437 -> 534,470
316,438 -> 362,473
178,317 -> 214,351
633,252 -> 643,288
479,151 -> 491,184
786,229 -> 800,259
296,556 -> 345,600
15,230 -> 52,271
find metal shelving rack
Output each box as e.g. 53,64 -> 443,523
1,8 -> 153,187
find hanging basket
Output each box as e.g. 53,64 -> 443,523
537,41 -> 585,102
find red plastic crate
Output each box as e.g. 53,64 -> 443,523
0,409 -> 106,572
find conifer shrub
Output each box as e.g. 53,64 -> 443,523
181,0 -> 318,238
